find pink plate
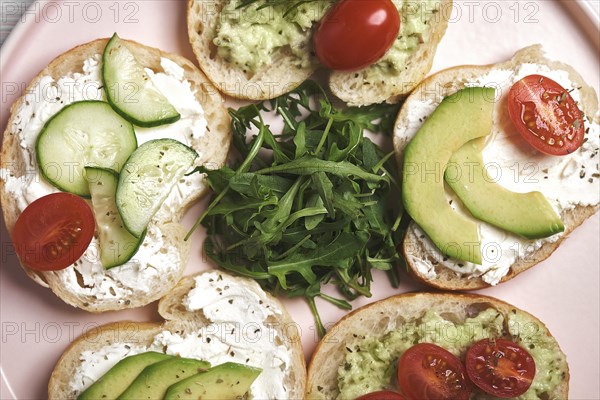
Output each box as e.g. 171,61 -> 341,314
1,1 -> 598,398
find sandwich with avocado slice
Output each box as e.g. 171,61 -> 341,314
48,270 -> 306,400
395,45 -> 599,290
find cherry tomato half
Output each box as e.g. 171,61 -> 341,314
355,390 -> 407,400
397,343 -> 471,400
356,390 -> 406,400
313,0 -> 400,71
507,74 -> 585,156
12,193 -> 95,271
466,338 -> 536,398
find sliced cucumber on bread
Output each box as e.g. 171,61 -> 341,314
85,167 -> 145,268
103,33 -> 180,127
116,139 -> 198,237
35,100 -> 137,197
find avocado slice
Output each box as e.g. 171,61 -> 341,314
117,357 -> 211,400
446,138 -> 564,239
164,362 -> 262,400
403,87 -> 496,264
78,351 -> 172,400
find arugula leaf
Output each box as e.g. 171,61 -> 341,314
189,80 -> 403,335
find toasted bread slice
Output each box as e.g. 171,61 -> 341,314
393,45 -> 599,290
0,38 -> 231,311
330,0 -> 452,106
306,292 -> 569,399
186,0 -> 452,105
187,0 -> 315,100
48,271 -> 306,400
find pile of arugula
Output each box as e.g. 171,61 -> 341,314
187,81 -> 403,335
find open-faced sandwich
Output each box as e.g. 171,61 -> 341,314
394,45 -> 599,290
0,34 -> 231,311
48,270 -> 306,399
186,0 -> 452,105
306,292 -> 568,399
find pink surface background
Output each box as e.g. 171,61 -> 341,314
1,1 -> 598,398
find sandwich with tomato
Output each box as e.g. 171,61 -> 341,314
186,0 -> 452,105
394,45 -> 599,290
0,34 -> 231,311
306,292 -> 569,399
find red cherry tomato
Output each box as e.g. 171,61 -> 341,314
507,74 -> 585,155
397,343 -> 471,400
355,390 -> 406,400
314,0 -> 400,71
12,193 -> 95,271
466,338 -> 536,398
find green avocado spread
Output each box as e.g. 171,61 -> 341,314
338,308 -> 567,400
213,0 -> 441,75
213,0 -> 333,73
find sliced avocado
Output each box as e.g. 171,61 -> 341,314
446,138 -> 564,239
402,87 -> 496,264
78,351 -> 172,400
164,362 -> 262,400
117,357 -> 211,400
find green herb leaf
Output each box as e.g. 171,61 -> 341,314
190,80 -> 403,335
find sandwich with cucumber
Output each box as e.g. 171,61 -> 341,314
48,270 -> 306,400
186,0 -> 452,105
0,34 -> 231,311
394,45 -> 599,290
306,292 -> 569,399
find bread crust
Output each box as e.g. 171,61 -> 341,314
305,292 -> 569,399
186,0 -> 452,105
0,38 -> 231,311
47,271 -> 306,400
393,45 -> 600,291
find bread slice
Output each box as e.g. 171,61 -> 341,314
186,0 -> 315,100
0,38 -> 231,311
186,0 -> 452,105
330,0 -> 452,106
306,292 -> 569,399
48,270 -> 306,400
393,45 -> 600,291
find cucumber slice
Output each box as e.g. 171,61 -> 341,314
103,33 -> 180,127
36,100 -> 137,197
85,167 -> 145,268
116,139 -> 197,237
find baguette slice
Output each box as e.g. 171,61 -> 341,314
306,292 -> 569,399
0,38 -> 231,311
186,0 -> 452,105
187,0 -> 315,100
48,270 -> 306,400
393,45 -> 599,291
330,0 -> 452,106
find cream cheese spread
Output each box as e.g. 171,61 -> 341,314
153,272 -> 292,399
70,342 -> 148,394
0,54 -> 208,301
69,272 -> 292,399
402,63 -> 599,284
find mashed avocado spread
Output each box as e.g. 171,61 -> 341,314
213,0 -> 333,73
213,0 -> 441,75
338,308 -> 566,400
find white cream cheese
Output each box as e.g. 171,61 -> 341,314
70,342 -> 148,394
152,272 -> 292,399
0,54 -> 208,300
402,63 -> 599,285
69,272 -> 292,399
